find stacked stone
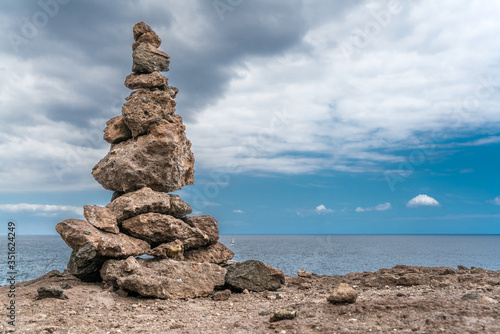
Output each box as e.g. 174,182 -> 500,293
55,22 -> 234,299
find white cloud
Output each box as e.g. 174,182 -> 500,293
406,195 -> 441,207
0,203 -> 83,216
489,196 -> 500,205
233,209 -> 244,214
356,202 -> 392,212
315,204 -> 334,214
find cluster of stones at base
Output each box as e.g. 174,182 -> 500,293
55,22 -> 285,300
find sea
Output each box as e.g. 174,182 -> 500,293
1,235 -> 499,286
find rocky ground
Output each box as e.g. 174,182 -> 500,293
1,265 -> 499,333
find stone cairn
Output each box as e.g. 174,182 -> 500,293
56,22 -> 284,299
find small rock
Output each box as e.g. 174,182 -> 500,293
327,283 -> 357,304
124,72 -> 168,90
213,289 -> 231,301
36,286 -> 68,300
297,269 -> 313,278
461,293 -> 480,301
457,265 -> 469,270
60,283 -> 72,290
276,293 -> 283,300
298,282 -> 312,290
470,267 -> 486,274
116,289 -> 129,297
243,289 -> 249,294
225,260 -> 285,292
269,307 -> 297,322
480,296 -> 497,304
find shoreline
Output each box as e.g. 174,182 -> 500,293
1,264 -> 499,333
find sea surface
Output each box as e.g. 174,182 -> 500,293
1,235 -> 499,286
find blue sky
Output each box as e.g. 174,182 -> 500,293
0,0 -> 499,235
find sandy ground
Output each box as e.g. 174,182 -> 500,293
1,265 -> 499,333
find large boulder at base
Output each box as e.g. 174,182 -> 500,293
121,213 -> 209,248
121,89 -> 176,138
67,242 -> 107,281
124,72 -> 168,90
132,43 -> 170,73
103,116 -> 132,144
55,219 -> 150,258
225,260 -> 285,292
83,205 -> 119,234
100,257 -> 227,299
184,242 -> 234,264
92,120 -> 195,193
183,215 -> 219,245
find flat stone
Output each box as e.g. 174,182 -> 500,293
225,260 -> 285,292
121,89 -> 176,138
103,116 -> 132,144
121,213 -> 209,248
36,286 -> 68,300
327,283 -> 358,304
83,205 -> 119,234
106,187 -> 171,223
132,43 -> 170,73
124,72 -> 168,90
100,257 -> 227,299
183,242 -> 234,264
92,120 -> 195,193
55,219 -> 150,258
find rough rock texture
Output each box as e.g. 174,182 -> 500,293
132,43 -> 170,73
83,205 -> 119,234
67,242 -> 107,281
183,242 -> 234,264
121,213 -> 208,248
270,307 -> 297,322
132,31 -> 161,50
92,120 -> 195,193
106,187 -> 171,223
327,283 -> 358,304
121,89 -> 176,137
7,265 -> 500,333
100,257 -> 227,299
36,286 -> 68,300
225,260 -> 285,292
147,240 -> 184,260
212,289 -> 231,301
55,219 -> 150,258
124,72 -> 168,90
103,116 -> 132,144
133,21 -> 156,42
183,215 -> 219,246
168,194 -> 192,218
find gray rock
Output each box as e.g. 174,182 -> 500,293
67,242 -> 106,281
92,120 -> 195,193
213,289 -> 231,301
121,89 -> 176,138
225,260 -> 285,292
132,43 -> 170,73
83,205 -> 119,234
327,283 -> 358,304
100,257 -> 226,299
36,286 -> 68,300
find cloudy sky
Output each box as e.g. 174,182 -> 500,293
1,0 -> 499,235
